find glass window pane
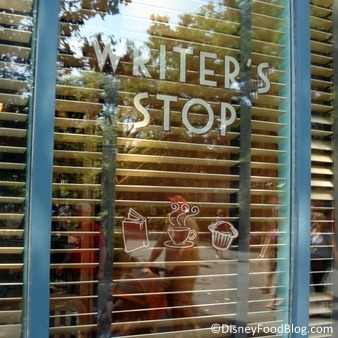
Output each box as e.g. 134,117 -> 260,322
50,1 -> 291,337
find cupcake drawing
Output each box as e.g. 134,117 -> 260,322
208,221 -> 238,251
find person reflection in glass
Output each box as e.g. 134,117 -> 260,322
56,202 -> 106,292
148,196 -> 200,332
310,211 -> 333,293
258,204 -> 278,310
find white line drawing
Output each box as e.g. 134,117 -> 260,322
164,201 -> 199,249
208,221 -> 238,251
122,208 -> 149,253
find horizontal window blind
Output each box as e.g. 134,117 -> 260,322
309,1 -> 334,336
0,0 -> 34,337
50,1 -> 290,337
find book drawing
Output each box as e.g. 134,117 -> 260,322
122,208 -> 150,253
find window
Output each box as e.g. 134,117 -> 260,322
49,0 -> 291,337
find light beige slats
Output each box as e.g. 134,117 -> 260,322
54,150 -> 101,162
252,25 -> 285,44
310,3 -> 332,18
57,54 -> 96,69
311,166 -> 333,176
0,310 -> 22,325
312,78 -> 332,90
0,28 -> 31,44
53,132 -> 102,144
311,40 -> 333,54
0,128 -> 27,138
311,153 -> 333,164
0,44 -> 31,59
116,153 -> 239,167
50,262 -> 99,270
51,199 -> 101,208
0,112 -> 27,123
51,248 -> 100,256
252,119 -> 286,133
113,199 -> 287,211
55,99 -> 103,115
56,85 -> 104,99
116,184 -> 238,195
0,247 -> 23,255
0,214 -> 24,225
0,146 -> 26,154
311,65 -> 333,78
118,122 -> 240,142
0,93 -> 28,106
311,115 -> 332,126
120,166 -> 233,181
252,0 -> 284,17
53,183 -> 100,192
117,137 -> 240,154
311,191 -> 333,201
311,129 -> 332,138
311,53 -> 332,66
251,133 -> 285,144
0,0 -> 33,13
312,139 -> 332,152
0,195 -> 25,204
0,325 -> 21,338
310,0 -> 334,331
116,168 -> 239,181
53,166 -> 101,175
54,117 -> 98,131
312,179 -> 333,189
310,28 -> 332,43
311,103 -> 333,113
0,0 -> 33,334
0,162 -> 26,170
252,13 -> 284,31
251,147 -> 285,158
311,0 -> 332,7
0,12 -> 31,27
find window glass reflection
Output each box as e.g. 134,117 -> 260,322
50,1 -> 290,337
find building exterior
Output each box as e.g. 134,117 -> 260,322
0,0 -> 336,337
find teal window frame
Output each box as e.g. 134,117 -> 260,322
290,0 -> 312,334
23,0 -> 60,337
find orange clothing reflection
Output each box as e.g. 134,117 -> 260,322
56,203 -> 106,286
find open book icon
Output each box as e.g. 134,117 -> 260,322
122,208 -> 150,253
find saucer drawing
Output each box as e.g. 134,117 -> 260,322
164,240 -> 194,249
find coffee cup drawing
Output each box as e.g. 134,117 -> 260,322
164,199 -> 200,249
167,226 -> 197,247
